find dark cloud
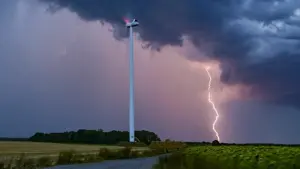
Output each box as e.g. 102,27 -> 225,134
39,0 -> 300,108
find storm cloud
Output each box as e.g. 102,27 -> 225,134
39,0 -> 300,108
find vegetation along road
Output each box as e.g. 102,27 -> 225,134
46,155 -> 166,169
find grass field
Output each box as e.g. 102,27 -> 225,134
0,141 -> 148,158
187,145 -> 300,168
154,145 -> 300,169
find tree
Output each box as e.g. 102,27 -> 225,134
212,140 -> 220,146
28,129 -> 161,145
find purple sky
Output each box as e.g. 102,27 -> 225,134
1,0 -> 300,143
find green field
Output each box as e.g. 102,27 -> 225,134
0,141 -> 148,158
187,146 -> 300,168
155,145 -> 300,169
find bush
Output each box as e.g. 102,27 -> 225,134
15,153 -> 26,168
57,150 -> 75,165
0,163 -> 4,169
0,154 -> 40,169
6,157 -> 14,169
100,149 -> 122,160
82,154 -> 103,163
71,153 -> 86,163
98,148 -> 110,160
37,156 -> 53,167
149,140 -> 187,153
117,141 -> 147,147
22,158 -> 36,169
119,147 -> 132,159
212,140 -> 220,146
57,150 -> 105,165
98,148 -> 123,160
12,153 -> 37,169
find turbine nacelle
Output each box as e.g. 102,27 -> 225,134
126,19 -> 139,28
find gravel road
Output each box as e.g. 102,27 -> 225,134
46,155 -> 165,169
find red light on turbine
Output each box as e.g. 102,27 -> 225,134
123,17 -> 130,23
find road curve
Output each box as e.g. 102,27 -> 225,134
46,155 -> 165,169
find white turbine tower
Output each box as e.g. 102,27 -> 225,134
125,18 -> 139,143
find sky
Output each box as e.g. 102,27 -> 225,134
0,0 -> 300,143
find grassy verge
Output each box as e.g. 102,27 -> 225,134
152,145 -> 300,169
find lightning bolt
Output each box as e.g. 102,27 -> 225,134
205,66 -> 221,142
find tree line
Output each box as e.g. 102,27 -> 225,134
28,129 -> 161,145
0,137 -> 28,141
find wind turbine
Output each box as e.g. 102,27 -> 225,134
124,18 -> 139,143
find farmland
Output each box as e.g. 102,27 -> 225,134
0,141 -> 147,158
154,145 -> 300,169
0,141 -> 158,168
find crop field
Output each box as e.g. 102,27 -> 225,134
0,141 -> 148,158
183,145 -> 300,169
